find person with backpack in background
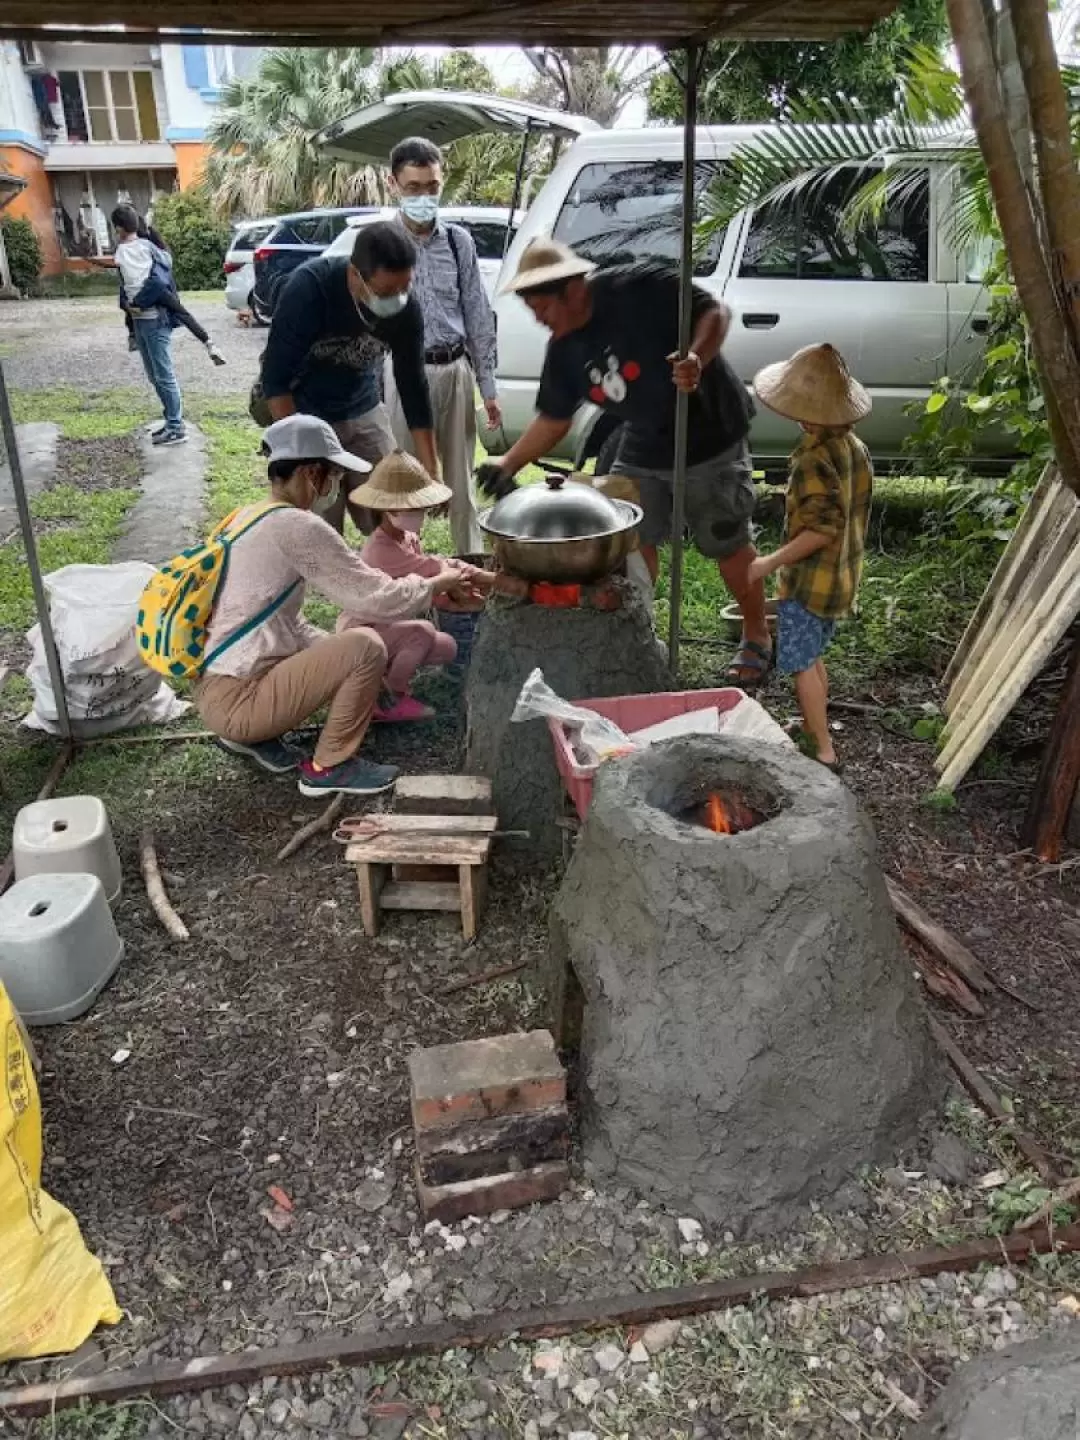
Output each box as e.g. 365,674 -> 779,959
89,205 -> 226,371
384,137 -> 499,556
138,415 -> 476,796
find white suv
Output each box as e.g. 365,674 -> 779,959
326,206 -> 518,304
486,125 -> 1000,474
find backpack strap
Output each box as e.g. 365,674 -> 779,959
445,223 -> 462,283
201,578 -> 301,672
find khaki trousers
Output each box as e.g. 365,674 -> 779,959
197,631 -> 388,770
385,355 -> 481,556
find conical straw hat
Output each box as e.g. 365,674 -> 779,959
753,343 -> 871,427
348,450 -> 453,510
500,236 -> 595,295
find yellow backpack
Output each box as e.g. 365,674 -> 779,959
136,503 -> 299,681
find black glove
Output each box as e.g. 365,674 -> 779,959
476,461 -> 518,501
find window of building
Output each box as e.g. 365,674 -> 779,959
553,160 -> 727,276
56,71 -> 161,143
738,167 -> 930,282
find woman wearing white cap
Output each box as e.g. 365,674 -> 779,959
196,415 -> 474,797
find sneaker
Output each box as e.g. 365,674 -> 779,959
205,341 -> 227,367
148,423 -> 167,438
373,694 -> 435,724
297,755 -> 399,797
153,428 -> 188,447
216,735 -> 301,774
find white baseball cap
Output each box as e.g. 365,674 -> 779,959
261,414 -> 371,472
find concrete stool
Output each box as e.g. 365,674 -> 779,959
14,796 -> 122,904
0,874 -> 124,1025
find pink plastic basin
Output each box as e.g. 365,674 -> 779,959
547,688 -> 746,820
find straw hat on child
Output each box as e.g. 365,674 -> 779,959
753,343 -> 871,428
348,450 -> 453,510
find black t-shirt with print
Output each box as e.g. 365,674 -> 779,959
535,260 -> 754,471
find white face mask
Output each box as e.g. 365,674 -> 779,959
400,194 -> 439,226
388,510 -> 425,534
312,473 -> 341,516
362,289 -> 409,319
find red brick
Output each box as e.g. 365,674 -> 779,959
415,1159 -> 569,1224
408,1030 -> 565,1133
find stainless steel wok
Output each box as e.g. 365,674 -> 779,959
479,478 -> 643,585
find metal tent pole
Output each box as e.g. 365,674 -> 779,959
0,361 -> 72,741
667,44 -> 700,670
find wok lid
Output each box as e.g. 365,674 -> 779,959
480,479 -> 626,541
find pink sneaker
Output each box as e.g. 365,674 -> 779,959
373,694 -> 435,724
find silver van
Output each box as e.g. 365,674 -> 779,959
484,125 -> 995,475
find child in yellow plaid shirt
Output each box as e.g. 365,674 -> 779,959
748,344 -> 874,771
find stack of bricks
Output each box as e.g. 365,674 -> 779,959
408,1030 -> 569,1223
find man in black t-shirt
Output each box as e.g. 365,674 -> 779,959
262,221 -> 437,535
477,239 -> 771,686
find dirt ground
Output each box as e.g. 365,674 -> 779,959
0,296 -> 1078,1439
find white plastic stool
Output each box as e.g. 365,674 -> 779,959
0,874 -> 124,1025
13,796 -> 122,905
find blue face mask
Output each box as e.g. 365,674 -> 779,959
361,289 -> 409,319
400,194 -> 439,226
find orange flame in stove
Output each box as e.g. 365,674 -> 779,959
704,792 -> 733,834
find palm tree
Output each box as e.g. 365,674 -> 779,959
203,48 -> 382,217
521,47 -> 656,126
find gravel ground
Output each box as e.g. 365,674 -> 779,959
2,295 -> 262,398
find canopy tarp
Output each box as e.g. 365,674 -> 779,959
0,0 -> 900,46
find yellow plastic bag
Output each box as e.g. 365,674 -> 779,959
0,983 -> 121,1360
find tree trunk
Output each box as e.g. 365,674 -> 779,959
1021,636 -> 1080,861
946,0 -> 1080,495
1010,0 -> 1080,342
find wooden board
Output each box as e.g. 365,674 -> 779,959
886,881 -> 991,992
4,1223 -> 1078,1418
346,834 -> 491,866
394,775 -> 492,816
379,881 -> 462,913
342,814 -> 499,834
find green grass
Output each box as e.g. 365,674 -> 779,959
11,387 -> 153,440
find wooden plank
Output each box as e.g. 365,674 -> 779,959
937,562 -> 1080,790
460,862 -> 485,942
342,814 -> 499,834
943,465 -> 1059,690
945,468 -> 1068,702
943,504 -> 1080,736
1021,637 -> 1080,862
356,863 -> 386,938
887,881 -> 992,992
928,1017 -> 1063,1183
345,834 -> 490,865
394,775 -> 492,816
379,881 -> 462,913
3,1222 -> 1078,1419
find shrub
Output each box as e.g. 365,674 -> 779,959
0,215 -> 44,294
150,190 -> 230,291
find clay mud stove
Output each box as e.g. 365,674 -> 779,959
550,734 -> 947,1232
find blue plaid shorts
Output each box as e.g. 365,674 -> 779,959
776,599 -> 837,675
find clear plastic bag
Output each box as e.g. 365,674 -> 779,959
512,668 -> 634,766
716,694 -> 794,749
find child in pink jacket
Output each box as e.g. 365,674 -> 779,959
340,452 -> 493,722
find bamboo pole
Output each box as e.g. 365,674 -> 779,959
946,0 -> 1080,495
1021,637 -> 1080,862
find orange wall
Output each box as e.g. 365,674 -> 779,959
173,142 -> 209,191
0,144 -> 62,276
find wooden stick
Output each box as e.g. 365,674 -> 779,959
2,1222 -> 1077,1418
277,793 -> 345,862
887,881 -> 991,993
139,829 -> 189,942
442,961 -> 528,995
1016,1176 -> 1080,1231
929,1017 -> 1062,1184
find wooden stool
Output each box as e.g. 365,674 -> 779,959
347,820 -> 493,941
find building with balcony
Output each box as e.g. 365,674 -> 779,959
0,37 -> 259,273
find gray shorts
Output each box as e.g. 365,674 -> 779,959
613,438 -> 755,560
